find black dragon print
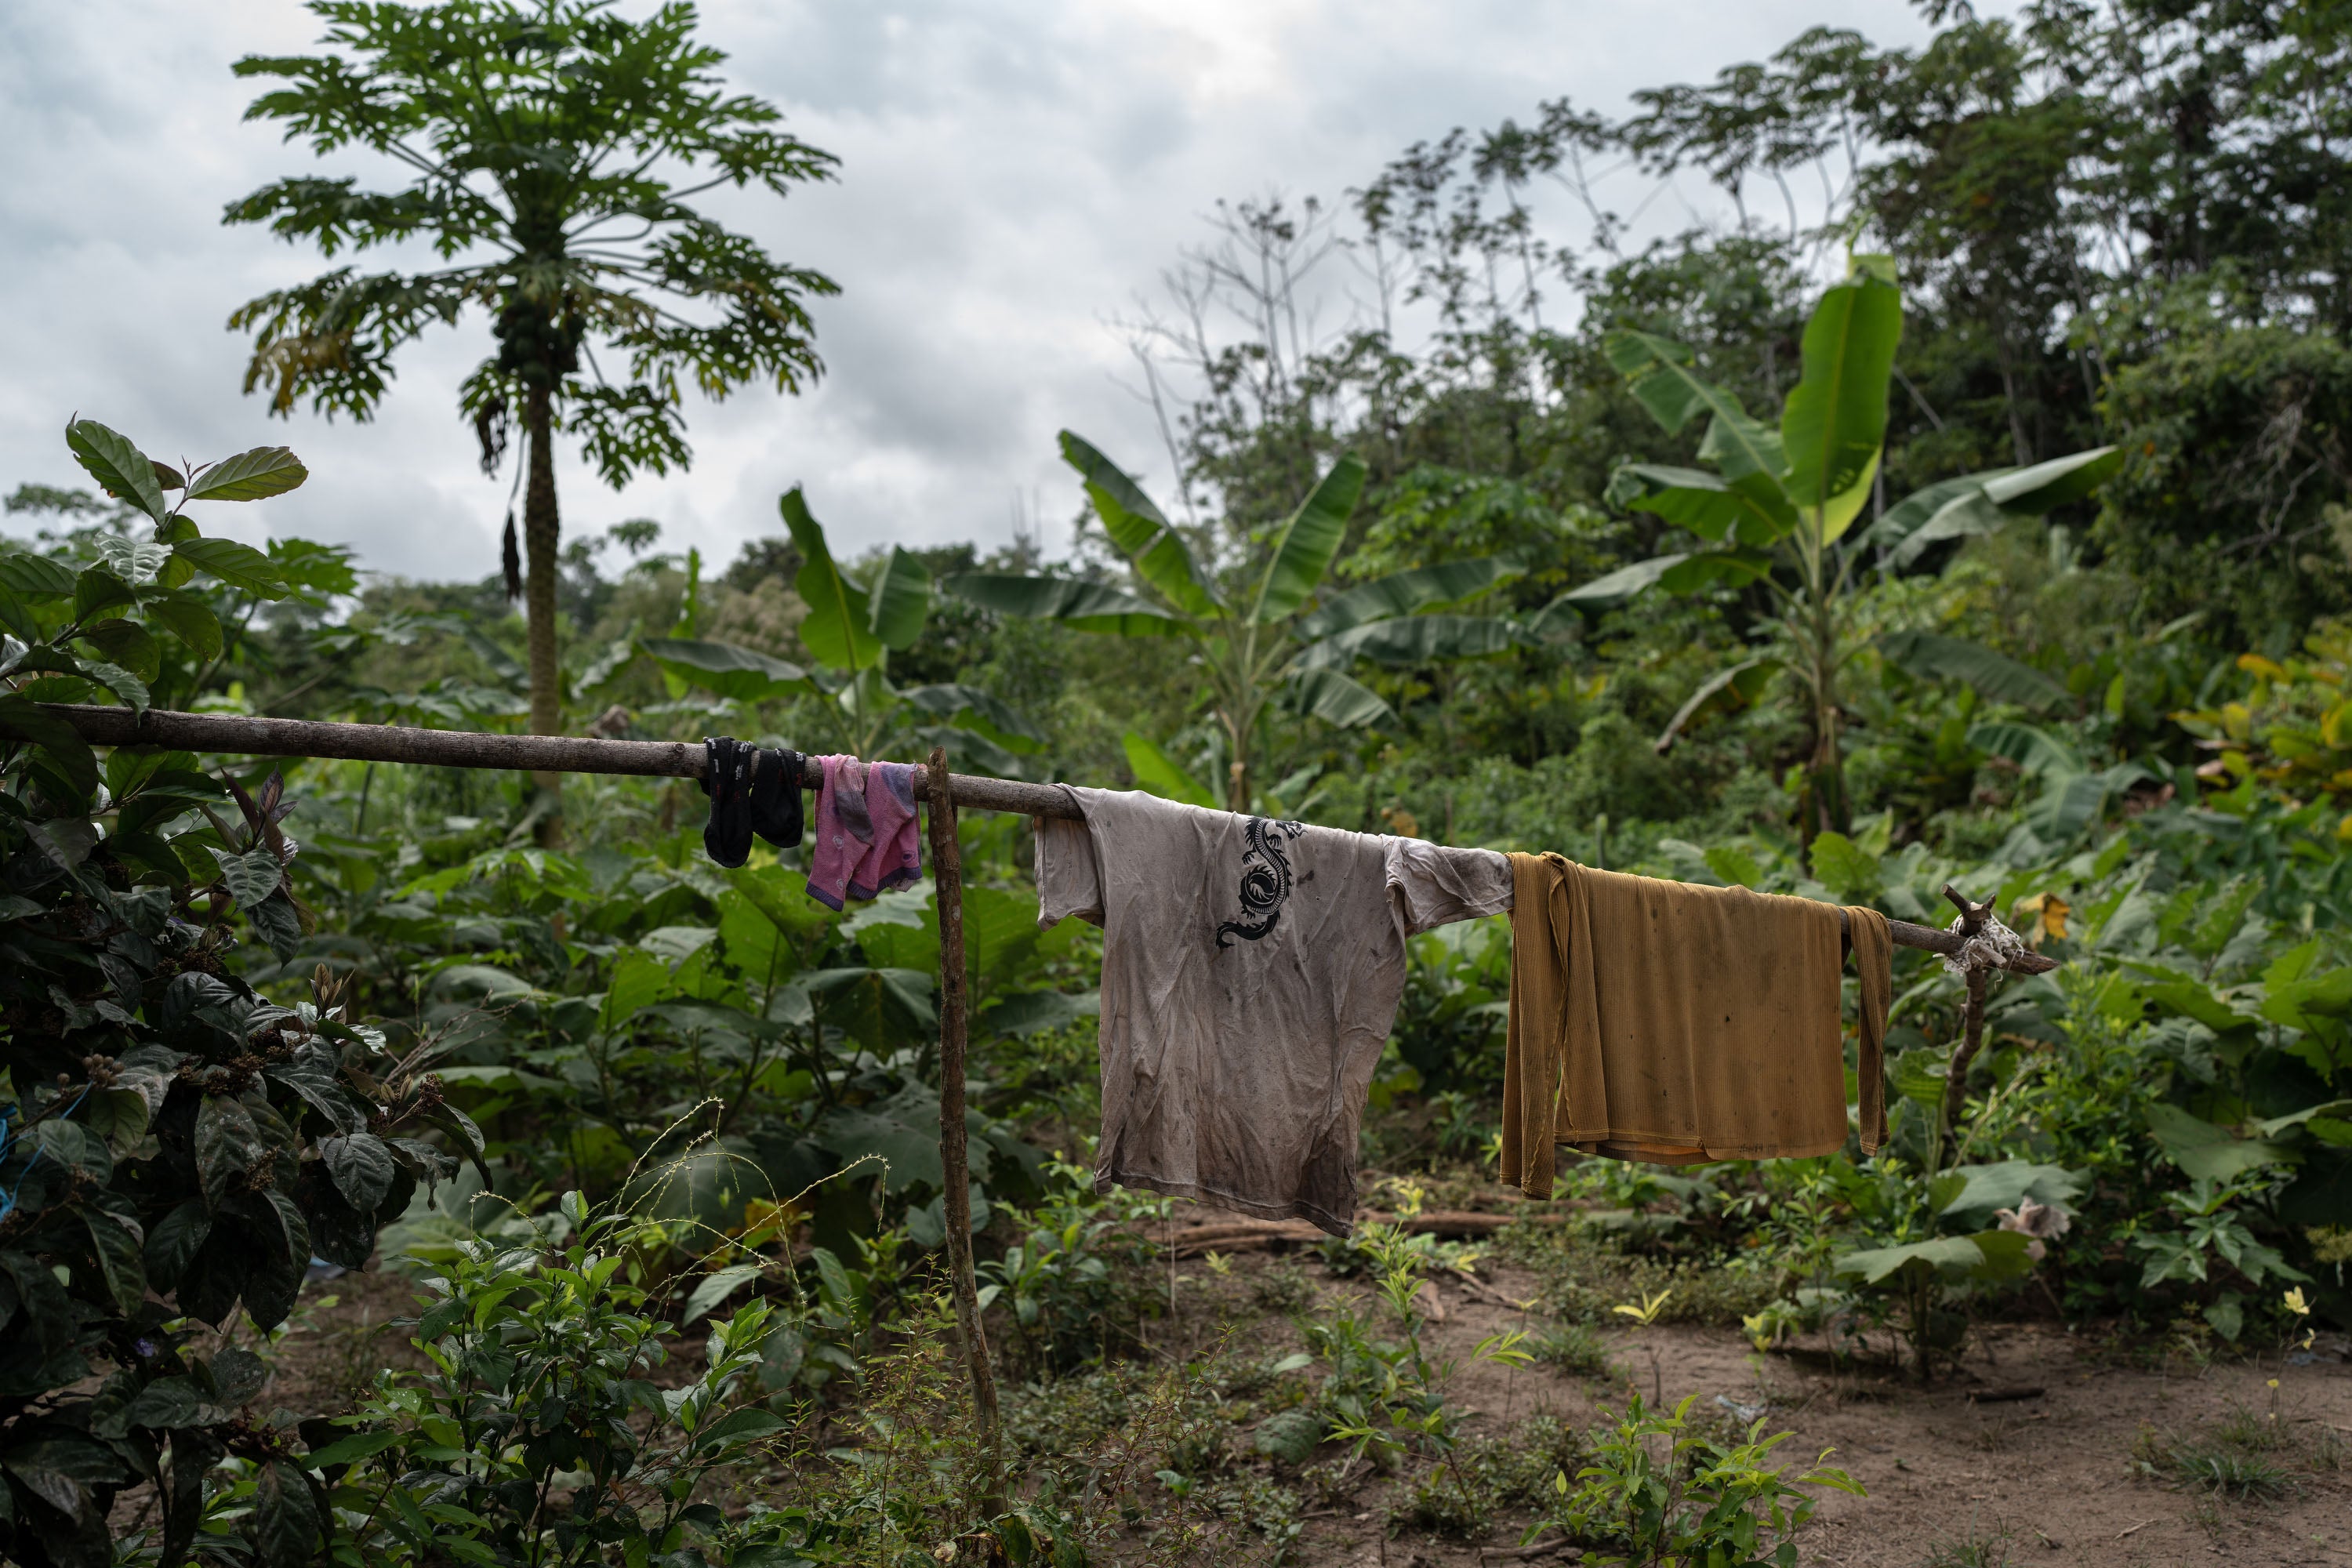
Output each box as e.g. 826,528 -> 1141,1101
1215,817 -> 1306,949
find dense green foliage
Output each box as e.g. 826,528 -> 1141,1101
0,429 -> 456,1568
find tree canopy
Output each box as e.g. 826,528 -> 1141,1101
223,0 -> 840,753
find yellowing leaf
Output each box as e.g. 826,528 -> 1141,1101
2321,700 -> 2352,750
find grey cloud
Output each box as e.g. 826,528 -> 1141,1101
4,0 -> 1961,584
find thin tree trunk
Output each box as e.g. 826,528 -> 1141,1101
522,386 -> 564,792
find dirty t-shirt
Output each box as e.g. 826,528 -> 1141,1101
1035,786 -> 1512,1235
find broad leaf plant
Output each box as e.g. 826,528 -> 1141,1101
0,421 -> 470,1568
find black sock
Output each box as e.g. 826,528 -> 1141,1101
749,748 -> 804,849
700,736 -> 757,868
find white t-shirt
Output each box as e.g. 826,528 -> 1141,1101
1036,786 -> 1512,1234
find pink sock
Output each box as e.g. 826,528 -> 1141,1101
848,761 -> 923,899
806,755 -> 870,909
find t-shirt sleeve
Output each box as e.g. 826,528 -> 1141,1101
1034,813 -> 1105,927
1385,839 -> 1514,935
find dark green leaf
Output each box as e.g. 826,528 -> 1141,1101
267,537 -> 356,596
161,1431 -> 220,1568
2145,1102 -> 2293,1181
302,1428 -> 399,1472
1981,445 -> 2122,515
1251,454 -> 1367,624
640,637 -> 810,702
865,546 -> 931,650
78,1208 -> 149,1312
65,418 -> 169,521
1655,656 -> 1777,751
1656,550 -> 1773,593
943,572 -> 1182,636
779,488 -> 881,671
1293,614 -> 1519,670
1606,463 -> 1793,543
0,549 -> 78,598
186,446 -> 308,503
194,1096 -> 261,1210
0,696 -> 99,797
1781,272 -> 1902,532
1294,557 -> 1522,638
1880,630 -> 2071,714
1121,731 -> 1216,807
1254,1408 -> 1324,1465
72,658 -> 151,714
460,626 -> 526,689
1058,431 -> 1221,617
1286,667 -> 1393,728
693,1406 -> 787,1450
144,1200 -> 214,1291
29,818 -> 99,872
74,566 -> 136,622
899,684 -> 1045,750
1871,477 -> 2009,567
1833,1234 -> 1999,1285
1604,332 -> 1788,482
209,1347 -> 269,1405
816,1082 -> 948,1192
252,1461 -> 324,1568
1936,1160 -> 2088,1225
172,537 -> 290,599
0,583 -> 44,644
1965,721 -> 2085,777
1535,554 -> 1690,622
320,1133 -> 397,1212
143,597 -> 226,660
123,1377 -> 226,1431
79,618 -> 161,681
207,844 -> 285,910
978,989 -> 1100,1037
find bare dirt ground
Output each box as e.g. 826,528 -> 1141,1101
1243,1254 -> 2352,1568
252,1243 -> 2352,1567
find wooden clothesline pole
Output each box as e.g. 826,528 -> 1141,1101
38,703 -> 2060,976
922,746 -> 1001,1486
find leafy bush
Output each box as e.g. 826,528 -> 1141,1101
319,1193 -> 794,1568
978,1156 -> 1167,1376
0,423 -> 451,1568
1531,1393 -> 1863,1567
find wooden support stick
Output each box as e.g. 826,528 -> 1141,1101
1942,884 -> 1997,1138
924,746 -> 1000,1485
36,702 -> 2056,973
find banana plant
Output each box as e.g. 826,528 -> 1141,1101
639,489 -> 1043,770
946,433 -> 1522,809
1552,256 -> 2122,837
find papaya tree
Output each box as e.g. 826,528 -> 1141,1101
1557,256 -> 2122,836
639,489 -> 1043,770
223,0 -> 840,782
947,433 -> 1523,810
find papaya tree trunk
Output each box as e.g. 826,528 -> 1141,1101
522,385 -> 563,792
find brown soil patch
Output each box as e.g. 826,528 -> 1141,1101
1236,1257 -> 2352,1567
249,1240 -> 2352,1566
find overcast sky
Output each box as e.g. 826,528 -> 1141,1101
0,1 -> 1952,586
